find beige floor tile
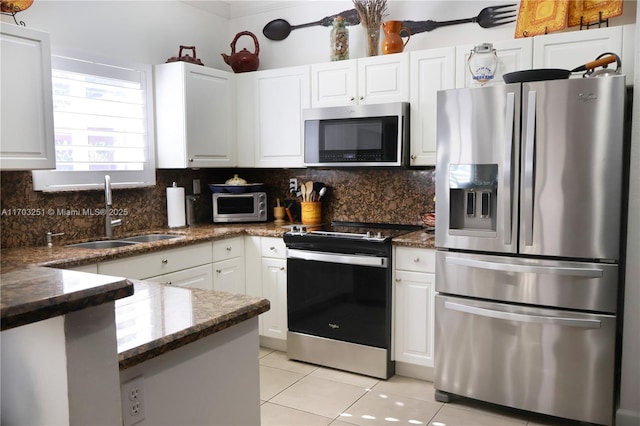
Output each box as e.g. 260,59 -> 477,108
430,405 -> 527,426
259,347 -> 275,358
260,365 -> 305,401
261,402 -> 334,426
373,375 -> 439,403
310,366 -> 380,389
330,420 -> 358,426
445,399 -> 530,424
270,375 -> 369,419
338,390 -> 443,426
260,350 -> 320,375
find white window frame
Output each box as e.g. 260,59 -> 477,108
32,55 -> 155,192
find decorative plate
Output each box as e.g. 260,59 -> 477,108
567,0 -> 623,27
515,0 -> 570,38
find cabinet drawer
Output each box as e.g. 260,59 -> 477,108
260,237 -> 286,259
212,237 -> 244,261
395,246 -> 436,273
147,264 -> 213,290
98,242 -> 212,279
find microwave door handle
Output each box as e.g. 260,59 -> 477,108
523,90 -> 537,246
502,92 -> 515,245
444,301 -> 602,329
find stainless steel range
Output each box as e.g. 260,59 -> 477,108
283,222 -> 420,379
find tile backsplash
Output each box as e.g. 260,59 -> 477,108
0,168 -> 435,249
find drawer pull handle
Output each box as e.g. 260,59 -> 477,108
216,269 -> 221,274
395,278 -> 401,283
279,267 -> 285,271
163,281 -> 172,285
161,259 -> 168,264
270,246 -> 276,251
413,257 -> 420,263
226,247 -> 232,252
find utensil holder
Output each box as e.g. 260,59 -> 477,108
301,202 -> 322,225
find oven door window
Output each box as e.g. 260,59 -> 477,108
217,197 -> 255,214
287,257 -> 390,348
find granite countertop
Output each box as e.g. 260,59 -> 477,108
0,222 -> 432,368
0,266 -> 133,331
117,280 -> 269,370
392,229 -> 436,249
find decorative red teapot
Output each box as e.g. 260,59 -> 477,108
221,31 -> 260,73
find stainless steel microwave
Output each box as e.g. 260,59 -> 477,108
212,192 -> 267,223
303,102 -> 409,167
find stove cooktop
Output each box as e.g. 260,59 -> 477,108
284,221 -> 422,242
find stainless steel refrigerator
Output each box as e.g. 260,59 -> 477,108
434,75 -> 627,426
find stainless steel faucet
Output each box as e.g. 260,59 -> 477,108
104,175 -> 122,237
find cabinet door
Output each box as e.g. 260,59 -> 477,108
213,257 -> 245,294
455,38 -> 533,88
532,26 -> 622,76
310,60 -> 358,107
155,62 -> 235,168
358,53 -> 409,104
235,73 -> 256,167
260,257 -> 287,340
149,264 -> 214,290
0,23 -> 55,170
409,48 -> 455,166
254,66 -> 310,168
394,269 -> 435,367
184,65 -> 236,167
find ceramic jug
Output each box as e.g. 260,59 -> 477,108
221,31 -> 260,73
381,20 -> 410,55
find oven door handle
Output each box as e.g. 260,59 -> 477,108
287,249 -> 388,268
444,301 -> 602,329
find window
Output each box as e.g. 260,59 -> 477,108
32,55 -> 155,191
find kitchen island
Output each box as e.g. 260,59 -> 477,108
0,223 -> 274,425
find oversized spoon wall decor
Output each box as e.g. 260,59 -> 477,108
263,8 -> 361,41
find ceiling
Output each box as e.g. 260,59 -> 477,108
180,1 -> 307,19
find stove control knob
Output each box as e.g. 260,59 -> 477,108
376,232 -> 382,239
300,226 -> 307,233
366,231 -> 371,238
291,226 -> 298,232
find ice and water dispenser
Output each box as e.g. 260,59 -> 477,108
448,164 -> 498,234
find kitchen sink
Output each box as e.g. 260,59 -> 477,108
120,234 -> 185,243
66,240 -> 141,249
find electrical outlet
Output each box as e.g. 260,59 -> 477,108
289,178 -> 298,193
122,376 -> 145,426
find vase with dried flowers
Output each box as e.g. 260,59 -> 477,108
353,0 -> 388,56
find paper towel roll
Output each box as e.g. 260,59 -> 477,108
167,183 -> 186,228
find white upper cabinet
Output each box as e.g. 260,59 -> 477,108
0,23 -> 55,170
409,47 -> 455,166
455,38 -> 533,87
311,53 -> 409,107
532,26 -> 623,76
155,62 -> 236,168
253,65 -> 310,168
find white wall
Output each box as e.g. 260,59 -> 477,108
227,0 -> 637,69
1,1 -> 230,70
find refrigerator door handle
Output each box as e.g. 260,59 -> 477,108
523,90 -> 537,246
503,92 -> 515,245
445,256 -> 604,278
444,301 -> 602,329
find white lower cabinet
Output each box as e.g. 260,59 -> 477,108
98,243 -> 214,289
393,246 -> 436,371
244,236 -> 287,348
147,264 -> 213,290
212,237 -> 245,294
